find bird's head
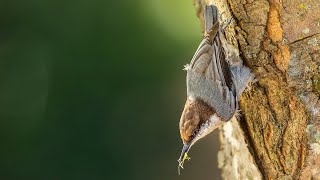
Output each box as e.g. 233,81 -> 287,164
178,96 -> 223,172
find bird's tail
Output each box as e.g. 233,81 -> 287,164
204,5 -> 219,37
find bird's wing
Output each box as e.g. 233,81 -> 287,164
185,5 -> 236,121
186,34 -> 236,121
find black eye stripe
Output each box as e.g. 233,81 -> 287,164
190,124 -> 202,140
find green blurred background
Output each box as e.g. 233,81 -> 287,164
0,0 -> 221,179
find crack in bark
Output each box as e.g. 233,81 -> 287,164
288,33 -> 320,45
238,98 -> 268,179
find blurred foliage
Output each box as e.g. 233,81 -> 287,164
0,0 -> 220,179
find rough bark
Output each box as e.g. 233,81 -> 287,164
193,0 -> 320,179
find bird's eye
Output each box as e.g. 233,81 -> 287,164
190,128 -> 200,140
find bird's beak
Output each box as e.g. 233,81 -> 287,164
177,144 -> 191,171
178,144 -> 190,162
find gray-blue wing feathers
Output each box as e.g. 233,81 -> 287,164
185,5 -> 253,121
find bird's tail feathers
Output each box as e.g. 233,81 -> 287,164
204,5 -> 220,39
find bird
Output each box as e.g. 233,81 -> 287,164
177,4 -> 254,173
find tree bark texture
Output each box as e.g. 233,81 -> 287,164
193,0 -> 320,179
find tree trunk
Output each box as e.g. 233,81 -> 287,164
193,0 -> 320,179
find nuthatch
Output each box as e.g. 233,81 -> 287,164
178,4 -> 254,173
